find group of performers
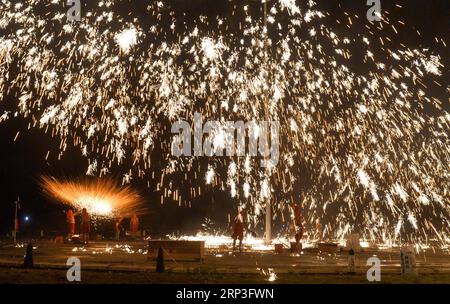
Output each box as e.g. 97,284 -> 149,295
65,208 -> 91,243
114,214 -> 140,240
65,209 -> 139,243
66,203 -> 313,250
230,202 -> 315,252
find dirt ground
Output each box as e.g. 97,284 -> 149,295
1,267 -> 449,284
1,241 -> 449,283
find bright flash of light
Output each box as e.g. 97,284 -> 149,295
115,27 -> 139,53
40,176 -> 144,218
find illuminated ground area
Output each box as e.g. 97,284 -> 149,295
0,240 -> 449,283
2,268 -> 450,284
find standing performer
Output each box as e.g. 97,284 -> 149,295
115,217 -> 123,241
231,207 -> 245,252
315,218 -> 322,241
80,208 -> 90,244
290,203 -> 304,251
130,214 -> 139,235
66,208 -> 75,241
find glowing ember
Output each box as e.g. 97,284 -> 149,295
40,176 -> 144,218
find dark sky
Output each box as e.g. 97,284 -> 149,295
0,0 -> 448,238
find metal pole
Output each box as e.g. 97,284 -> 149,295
14,200 -> 18,244
263,0 -> 271,245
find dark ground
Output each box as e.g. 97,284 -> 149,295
1,240 -> 449,283
2,267 -> 449,284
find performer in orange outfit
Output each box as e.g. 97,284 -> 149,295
66,208 -> 75,241
130,214 -> 139,234
80,208 -> 90,244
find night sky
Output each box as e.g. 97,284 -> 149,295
0,0 -> 448,238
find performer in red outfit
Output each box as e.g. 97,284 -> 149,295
66,208 -> 75,241
289,204 -> 304,252
232,208 -> 245,252
80,208 -> 90,244
130,213 -> 139,234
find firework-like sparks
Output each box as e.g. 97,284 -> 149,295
40,176 -> 144,218
0,1 -> 449,245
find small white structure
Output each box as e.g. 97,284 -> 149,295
400,246 -> 418,276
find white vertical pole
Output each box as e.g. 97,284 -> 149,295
263,0 -> 271,245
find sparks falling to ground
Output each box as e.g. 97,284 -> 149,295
0,1 -> 448,246
40,176 -> 144,218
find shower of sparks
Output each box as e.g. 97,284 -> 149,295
115,27 -> 139,53
40,176 -> 144,218
0,1 -> 449,246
